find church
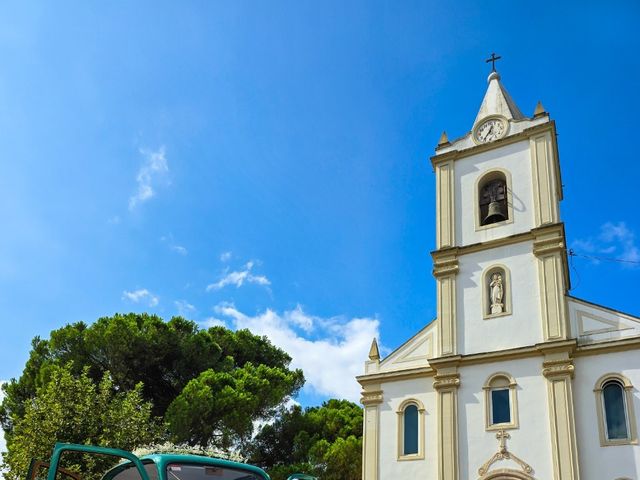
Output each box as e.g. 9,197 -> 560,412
357,61 -> 640,480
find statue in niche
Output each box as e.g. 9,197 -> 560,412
489,272 -> 504,314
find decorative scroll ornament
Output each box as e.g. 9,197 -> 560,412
477,430 -> 533,477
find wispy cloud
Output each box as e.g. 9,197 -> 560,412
122,289 -> 159,307
160,235 -> 188,256
220,251 -> 232,262
170,245 -> 188,256
206,261 -> 271,291
174,300 -> 196,317
214,303 -> 379,401
571,221 -> 640,267
201,317 -> 227,328
129,146 -> 169,210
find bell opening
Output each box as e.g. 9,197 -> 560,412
479,174 -> 509,227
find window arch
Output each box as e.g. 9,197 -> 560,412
396,399 -> 425,460
475,169 -> 514,230
482,264 -> 512,319
594,373 -> 638,446
483,373 -> 519,431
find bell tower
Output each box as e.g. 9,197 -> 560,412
430,65 -> 570,358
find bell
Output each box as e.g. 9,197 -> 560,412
484,201 -> 507,224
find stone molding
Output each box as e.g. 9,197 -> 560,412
360,389 -> 384,406
430,121 -> 557,167
542,359 -> 575,379
433,373 -> 461,391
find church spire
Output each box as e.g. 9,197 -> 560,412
473,70 -> 525,127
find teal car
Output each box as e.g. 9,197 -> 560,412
28,443 -> 270,480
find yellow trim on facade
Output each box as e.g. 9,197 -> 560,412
541,351 -> 580,480
436,159 -> 456,249
430,121 -> 558,168
361,383 -> 382,480
530,130 -> 561,226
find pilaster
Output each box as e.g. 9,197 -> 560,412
530,125 -> 562,226
539,342 -> 580,480
533,224 -> 570,341
435,159 -> 455,249
361,385 -> 383,480
431,356 -> 461,480
433,250 -> 459,356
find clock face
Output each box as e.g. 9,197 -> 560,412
474,118 -> 507,143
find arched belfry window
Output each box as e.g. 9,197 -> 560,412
482,265 -> 511,319
594,374 -> 638,446
476,169 -> 513,229
397,399 -> 425,460
483,373 -> 519,431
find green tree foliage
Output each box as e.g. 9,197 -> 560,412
166,363 -> 304,449
249,399 -> 363,480
1,313 -> 304,450
2,364 -> 162,480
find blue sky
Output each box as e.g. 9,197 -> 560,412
0,1 -> 639,408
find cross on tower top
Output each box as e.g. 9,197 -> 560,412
486,52 -> 502,72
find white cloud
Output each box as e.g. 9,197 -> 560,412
214,303 -> 379,402
160,235 -> 188,256
129,146 -> 169,210
174,300 -> 196,317
220,251 -> 232,262
122,289 -> 159,307
171,245 -> 188,256
571,221 -> 640,266
206,261 -> 271,291
201,317 -> 227,328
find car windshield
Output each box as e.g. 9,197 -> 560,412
166,464 -> 263,480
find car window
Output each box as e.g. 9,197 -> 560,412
108,462 -> 158,480
166,463 -> 264,480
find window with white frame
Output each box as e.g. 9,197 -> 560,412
594,374 -> 638,446
396,399 -> 425,460
483,373 -> 519,431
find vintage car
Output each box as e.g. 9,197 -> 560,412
28,443 -> 271,480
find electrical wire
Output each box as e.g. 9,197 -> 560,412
567,249 -> 640,266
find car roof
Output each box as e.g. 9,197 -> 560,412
139,454 -> 269,478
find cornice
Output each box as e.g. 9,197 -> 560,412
575,335 -> 640,356
430,121 -> 557,168
356,366 -> 435,386
431,223 -> 566,259
356,336 -> 639,386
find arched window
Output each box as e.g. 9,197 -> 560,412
396,399 -> 425,460
482,265 -> 511,319
475,169 -> 513,230
483,373 -> 519,431
594,374 -> 638,446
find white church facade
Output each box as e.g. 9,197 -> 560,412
357,66 -> 640,480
